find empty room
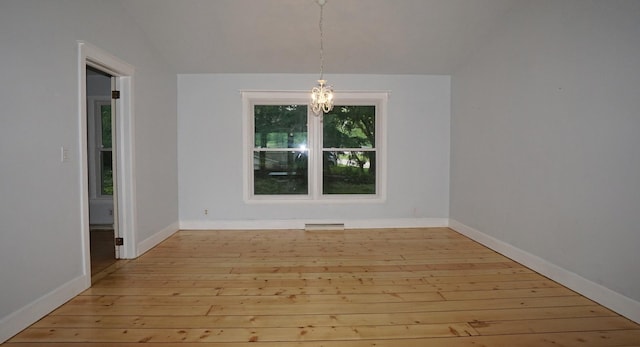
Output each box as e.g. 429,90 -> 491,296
1,0 -> 639,345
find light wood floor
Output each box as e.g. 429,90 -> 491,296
7,228 -> 640,346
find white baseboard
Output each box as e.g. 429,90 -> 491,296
449,219 -> 640,324
0,274 -> 88,343
136,221 -> 179,257
179,218 -> 449,230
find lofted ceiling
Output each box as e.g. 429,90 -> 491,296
118,0 -> 522,74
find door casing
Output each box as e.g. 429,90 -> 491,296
78,41 -> 137,284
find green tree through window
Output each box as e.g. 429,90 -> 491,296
323,106 -> 376,194
100,104 -> 113,195
243,91 -> 386,201
253,105 -> 308,195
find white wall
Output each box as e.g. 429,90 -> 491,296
451,0 -> 640,318
0,0 -> 178,341
178,74 -> 450,227
86,73 -> 111,96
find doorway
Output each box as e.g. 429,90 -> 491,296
79,41 -> 137,284
86,66 -> 118,275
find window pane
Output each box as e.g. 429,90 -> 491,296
323,106 -> 375,149
254,105 -> 307,149
101,105 -> 112,148
323,151 -> 375,194
101,151 -> 113,195
254,151 -> 308,195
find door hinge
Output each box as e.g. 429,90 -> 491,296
111,90 -> 120,99
115,237 -> 124,246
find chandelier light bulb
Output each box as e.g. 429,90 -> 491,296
311,79 -> 334,115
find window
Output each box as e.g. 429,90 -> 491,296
253,104 -> 309,195
98,103 -> 113,196
243,91 -> 387,202
88,99 -> 114,198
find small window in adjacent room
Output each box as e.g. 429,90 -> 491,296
98,103 -> 113,196
243,91 -> 388,203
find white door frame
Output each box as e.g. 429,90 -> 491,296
78,41 -> 137,282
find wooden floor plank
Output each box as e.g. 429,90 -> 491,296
6,227 -> 639,346
10,323 -> 479,343
80,279 -> 559,296
67,292 -> 446,306
439,286 -> 577,300
89,273 -> 540,291
32,306 -> 617,329
471,316 -> 640,335
96,267 -> 535,282
8,330 -> 640,347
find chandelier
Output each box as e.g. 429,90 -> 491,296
310,0 -> 334,115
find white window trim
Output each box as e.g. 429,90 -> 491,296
242,90 -> 388,204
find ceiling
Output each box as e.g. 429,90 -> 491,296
118,0 -> 522,75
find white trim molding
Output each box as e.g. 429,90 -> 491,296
449,219 -> 640,324
180,218 -> 449,231
78,41 -> 138,263
241,91 -> 388,204
137,222 -> 180,257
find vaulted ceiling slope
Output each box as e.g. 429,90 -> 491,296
118,0 -> 522,74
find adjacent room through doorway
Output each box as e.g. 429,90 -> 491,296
86,66 -> 117,276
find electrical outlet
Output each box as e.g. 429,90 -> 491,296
60,147 -> 70,163
204,209 -> 209,215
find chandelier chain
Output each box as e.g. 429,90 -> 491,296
319,1 -> 325,79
